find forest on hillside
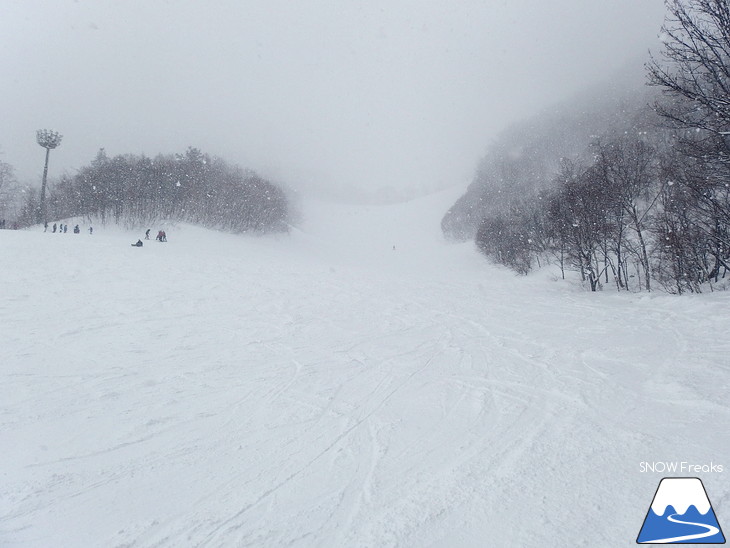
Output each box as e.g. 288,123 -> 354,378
444,0 -> 730,294
9,147 -> 289,234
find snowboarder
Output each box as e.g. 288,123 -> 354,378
131,239 -> 143,247
145,228 -> 150,240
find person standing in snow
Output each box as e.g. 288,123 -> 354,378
89,227 -> 93,235
63,224 -> 67,233
52,223 -> 57,233
145,228 -> 150,240
73,225 -> 80,234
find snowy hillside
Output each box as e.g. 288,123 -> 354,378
2,190 -> 729,547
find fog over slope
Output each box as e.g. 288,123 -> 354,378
442,63 -> 660,241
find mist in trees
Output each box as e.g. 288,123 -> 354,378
441,66 -> 655,242
0,156 -> 16,219
448,0 -> 730,293
0,154 -> 27,225
16,147 -> 289,234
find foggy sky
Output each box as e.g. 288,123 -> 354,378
1,0 -> 666,198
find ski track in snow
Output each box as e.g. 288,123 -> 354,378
1,190 -> 729,547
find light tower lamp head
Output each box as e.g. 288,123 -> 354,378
36,129 -> 63,150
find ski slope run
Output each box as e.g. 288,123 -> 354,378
2,190 -> 729,547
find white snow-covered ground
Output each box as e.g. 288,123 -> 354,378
2,190 -> 729,547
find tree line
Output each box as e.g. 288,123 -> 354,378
0,152 -> 21,225
15,147 -> 289,234
471,0 -> 730,293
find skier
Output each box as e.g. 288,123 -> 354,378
89,227 -> 93,235
145,228 -> 150,240
63,225 -> 68,233
52,223 -> 57,233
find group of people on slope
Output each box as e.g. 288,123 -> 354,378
45,223 -> 92,235
133,228 -> 167,247
146,228 -> 167,242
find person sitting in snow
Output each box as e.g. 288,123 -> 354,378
132,239 -> 143,247
73,224 -> 80,234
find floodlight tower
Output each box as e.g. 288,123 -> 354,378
36,129 -> 63,225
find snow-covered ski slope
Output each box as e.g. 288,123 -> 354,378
2,189 -> 729,547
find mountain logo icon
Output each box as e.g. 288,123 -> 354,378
637,477 -> 725,544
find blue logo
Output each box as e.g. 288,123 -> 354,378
637,477 -> 725,544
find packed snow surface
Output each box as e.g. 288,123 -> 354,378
2,190 -> 729,547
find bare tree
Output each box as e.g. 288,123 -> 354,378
648,1 -> 730,137
594,138 -> 660,291
647,1 -> 730,285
